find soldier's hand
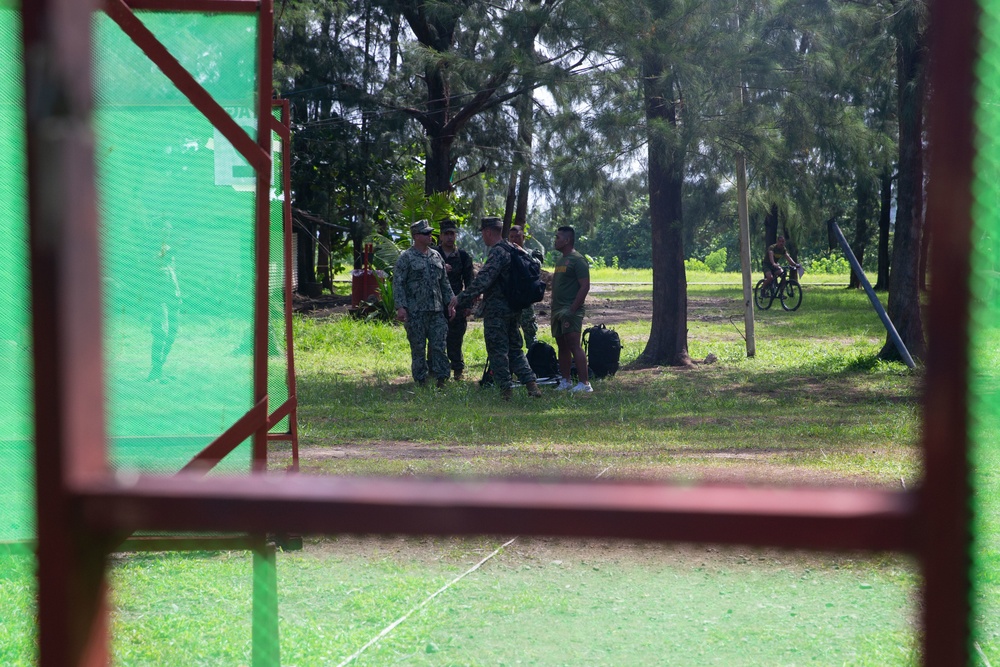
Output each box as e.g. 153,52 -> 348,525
448,296 -> 459,311
396,307 -> 408,323
448,303 -> 456,319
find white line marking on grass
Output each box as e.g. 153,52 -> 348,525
975,642 -> 993,667
335,537 -> 517,666
336,467 -> 612,665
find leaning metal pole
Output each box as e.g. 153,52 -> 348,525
828,220 -> 916,369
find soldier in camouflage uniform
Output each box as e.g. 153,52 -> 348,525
450,217 -> 542,400
431,219 -> 475,380
394,220 -> 455,388
508,224 -> 542,349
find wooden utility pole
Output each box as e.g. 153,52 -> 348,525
737,151 -> 755,357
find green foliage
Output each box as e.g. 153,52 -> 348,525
357,273 -> 398,324
362,232 -> 403,272
394,179 -> 469,231
808,251 -> 852,275
704,248 -> 728,273
684,257 -> 710,272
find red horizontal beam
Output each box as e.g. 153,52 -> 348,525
123,0 -> 259,11
76,475 -> 918,552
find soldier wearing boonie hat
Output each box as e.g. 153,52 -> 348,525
393,219 -> 455,387
431,218 -> 475,381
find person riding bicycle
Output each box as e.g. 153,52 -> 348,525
761,235 -> 801,292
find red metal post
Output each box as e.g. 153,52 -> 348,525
22,2 -> 112,666
271,99 -> 300,471
253,0 -> 274,472
921,0 -> 978,664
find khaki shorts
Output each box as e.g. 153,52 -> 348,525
551,307 -> 584,338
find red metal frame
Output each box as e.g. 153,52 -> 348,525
24,1 -> 975,666
24,1 -> 111,664
919,2 -> 977,664
269,99 -> 300,472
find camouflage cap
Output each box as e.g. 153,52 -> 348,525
440,218 -> 459,232
410,219 -> 433,235
480,216 -> 503,231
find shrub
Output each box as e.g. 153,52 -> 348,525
808,252 -> 851,274
685,258 -> 710,272
704,248 -> 727,273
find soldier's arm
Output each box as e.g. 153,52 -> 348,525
456,248 -> 503,309
393,256 -> 408,312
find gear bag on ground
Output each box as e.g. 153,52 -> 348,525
583,324 -> 623,378
526,341 -> 560,379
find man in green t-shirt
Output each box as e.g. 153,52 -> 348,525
761,235 -> 801,292
551,225 -> 592,393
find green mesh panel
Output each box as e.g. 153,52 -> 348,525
269,107 -> 290,434
93,11 -> 261,475
0,7 -> 33,545
972,5 -> 1000,659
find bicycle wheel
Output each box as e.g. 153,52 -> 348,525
780,280 -> 802,311
754,279 -> 773,310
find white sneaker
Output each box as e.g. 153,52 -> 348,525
554,378 -> 573,391
570,382 -> 593,393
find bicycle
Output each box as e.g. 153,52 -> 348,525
754,265 -> 802,311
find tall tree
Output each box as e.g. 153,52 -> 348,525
879,0 -> 927,361
381,0 -> 571,195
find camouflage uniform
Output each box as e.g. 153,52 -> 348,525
455,241 -> 537,390
517,248 -> 544,349
394,246 -> 454,383
431,245 -> 475,374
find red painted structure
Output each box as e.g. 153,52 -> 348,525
22,1 -> 976,666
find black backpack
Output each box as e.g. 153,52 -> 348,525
503,243 -> 546,311
583,324 -> 623,379
526,341 -> 560,379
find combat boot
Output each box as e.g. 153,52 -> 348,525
436,377 -> 448,389
453,369 -> 463,382
525,381 -> 542,398
501,387 -> 513,401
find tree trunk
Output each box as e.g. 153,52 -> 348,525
513,91 -> 533,229
918,209 -> 930,291
849,175 -> 875,289
764,203 -> 779,247
880,4 -> 926,361
640,58 -> 690,367
502,167 -> 517,235
425,133 -> 455,195
875,167 -> 892,290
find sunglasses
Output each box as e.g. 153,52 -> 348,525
416,231 -> 432,236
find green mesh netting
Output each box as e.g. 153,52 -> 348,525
0,9 -> 33,545
94,11 -> 258,475
0,8 -> 293,543
270,106 -> 290,434
971,5 -> 1000,659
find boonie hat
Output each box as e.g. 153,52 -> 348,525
480,216 -> 502,231
410,219 -> 433,235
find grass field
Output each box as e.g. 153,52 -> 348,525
2,272 -> 997,665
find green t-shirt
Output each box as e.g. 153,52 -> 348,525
551,250 -> 589,312
766,243 -> 788,266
